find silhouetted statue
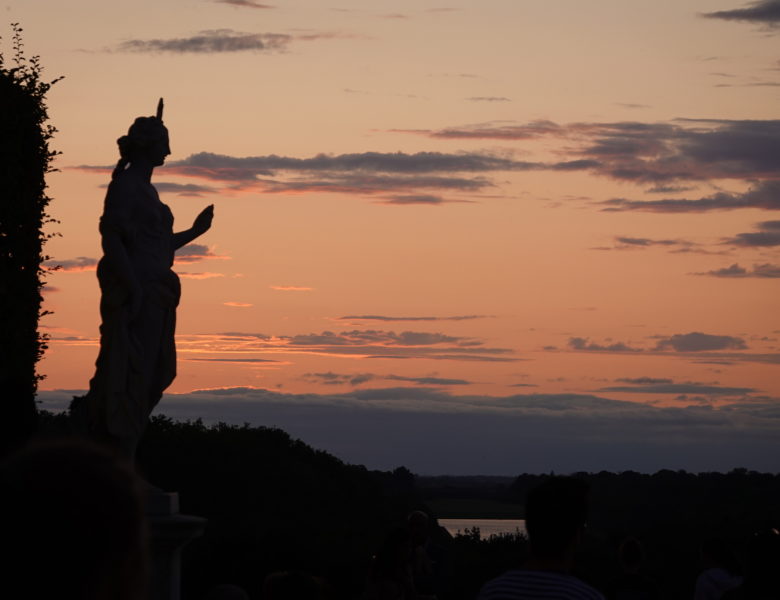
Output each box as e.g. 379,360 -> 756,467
477,477 -> 605,600
72,99 -> 214,459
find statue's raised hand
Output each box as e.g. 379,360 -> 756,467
192,204 -> 214,236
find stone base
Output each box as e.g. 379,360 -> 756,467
146,491 -> 206,600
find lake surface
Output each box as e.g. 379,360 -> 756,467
439,518 -> 526,540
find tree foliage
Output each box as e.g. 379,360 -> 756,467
37,411 -> 428,599
0,24 -> 61,456
37,410 -> 780,599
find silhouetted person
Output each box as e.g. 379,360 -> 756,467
605,537 -> 658,600
477,476 -> 604,599
695,538 -> 742,600
722,529 -> 780,600
364,526 -> 436,600
408,510 -> 439,596
71,99 -> 214,460
0,440 -> 148,599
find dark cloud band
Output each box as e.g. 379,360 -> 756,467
566,332 -> 752,354
43,257 -> 98,272
695,263 -> 780,278
114,30 -> 291,54
214,0 -> 275,8
603,181 -> 780,213
36,388 -> 780,474
702,0 -> 780,25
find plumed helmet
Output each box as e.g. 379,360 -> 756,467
116,98 -> 167,161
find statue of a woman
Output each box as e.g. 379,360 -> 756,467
72,100 -> 213,459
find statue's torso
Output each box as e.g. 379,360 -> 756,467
99,173 -> 180,306
125,181 -> 175,278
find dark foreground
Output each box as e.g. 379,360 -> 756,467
37,412 -> 780,599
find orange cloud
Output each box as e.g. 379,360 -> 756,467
223,302 -> 253,307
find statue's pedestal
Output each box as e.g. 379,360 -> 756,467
147,492 -> 206,600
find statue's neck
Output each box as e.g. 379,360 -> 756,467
127,158 -> 154,183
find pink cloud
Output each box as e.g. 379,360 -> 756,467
270,285 -> 313,291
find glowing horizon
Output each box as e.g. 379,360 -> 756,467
9,0 -> 780,472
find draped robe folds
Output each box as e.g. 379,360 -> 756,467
81,173 -> 180,444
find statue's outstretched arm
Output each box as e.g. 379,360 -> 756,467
173,204 -> 214,250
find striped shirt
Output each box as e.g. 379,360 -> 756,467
477,569 -> 605,600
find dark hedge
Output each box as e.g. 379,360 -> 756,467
0,24 -> 61,457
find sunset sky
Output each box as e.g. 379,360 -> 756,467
8,0 -> 780,474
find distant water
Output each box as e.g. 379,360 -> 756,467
439,518 -> 526,540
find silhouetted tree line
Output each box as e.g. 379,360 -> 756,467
38,411 -> 428,599
417,475 -> 517,503
0,24 -> 61,457
37,412 -> 780,599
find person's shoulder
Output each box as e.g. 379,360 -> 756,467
478,569 -> 604,600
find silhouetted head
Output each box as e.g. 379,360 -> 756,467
525,476 -> 590,560
112,98 -> 170,178
0,439 -> 148,600
118,116 -> 170,166
408,510 -> 430,546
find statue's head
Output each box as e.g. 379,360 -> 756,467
116,98 -> 170,167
